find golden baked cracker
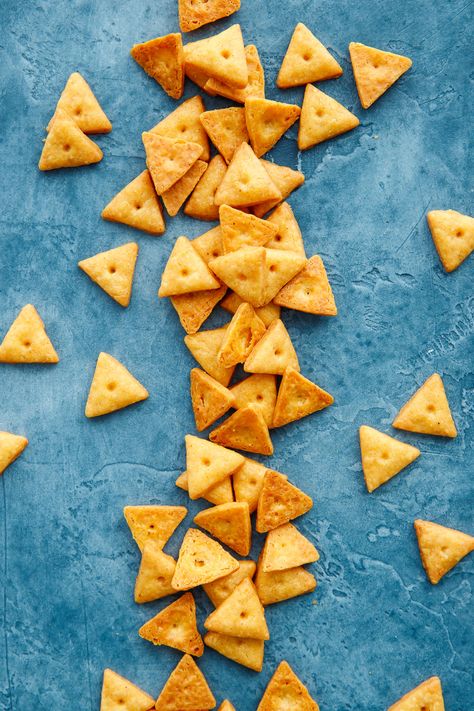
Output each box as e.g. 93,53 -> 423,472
179,0 -> 241,33
245,97 -> 301,157
257,661 -> 319,711
264,248 -> 306,302
185,434 -> 244,499
204,577 -> 269,640
192,226 -> 225,263
218,303 -> 266,367
155,654 -> 216,711
233,458 -> 269,513
149,95 -> 210,160
162,160 -> 207,217
414,519 -> 474,585
185,155 -> 227,221
244,319 -> 299,375
124,505 -> 187,551
221,292 -> 280,326
255,562 -> 316,606
176,471 -> 234,505
210,405 -> 274,456
349,42 -> 412,109
274,255 -> 337,315
184,24 -> 248,89
0,432 -> 28,476
131,33 -> 184,99
272,367 -> 334,428
265,202 -> 305,256
39,108 -> 102,170
100,669 -> 154,711
387,676 -> 445,711
427,209 -> 474,272
48,72 -> 111,134
392,373 -> 457,437
261,522 -> 319,572
171,285 -> 227,335
134,541 -> 176,603
219,701 -> 237,711
78,242 -> 138,308
209,247 -> 268,308
142,132 -> 202,195
220,205 -> 278,253
172,528 -> 239,590
253,159 -> 305,218
0,305 -> 59,364
194,501 -> 252,556
200,107 -> 249,163
205,632 -> 264,672
190,368 -> 235,431
185,63 -> 213,91
214,143 -> 281,207
205,44 -> 265,103
203,560 -> 256,607
184,326 -> 235,386
159,236 -> 220,297
85,352 -> 148,417
277,23 -> 343,88
231,374 -> 277,426
256,470 -> 313,533
139,592 -> 204,656
102,170 -> 165,235
359,426 -> 420,493
298,84 -> 359,150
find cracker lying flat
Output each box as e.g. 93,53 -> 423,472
176,471 -> 234,505
209,247 -> 268,307
192,226 -> 225,263
190,368 -> 235,431
124,504 -> 187,551
257,661 -> 319,711
149,95 -> 210,160
162,160 -> 208,217
78,242 -> 138,307
359,426 -> 420,492
139,592 -> 203,656
215,143 -> 281,207
221,292 -> 280,326
0,304 -> 59,364
349,42 -> 412,109
298,84 -> 359,150
155,654 -> 216,711
233,458 -> 270,513
210,405 -> 274,456
414,519 -> 474,584
272,367 -> 334,427
220,205 -> 278,252
179,0 -> 241,33
231,374 -> 277,426
255,563 -> 316,606
39,108 -> 103,170
200,107 -> 249,163
253,160 -> 305,218
185,155 -> 228,220
257,470 -> 313,533
134,541 -> 176,603
172,528 -> 239,590
264,248 -> 306,302
102,170 -> 165,235
219,702 -> 236,711
172,285 -> 227,335
244,319 -> 299,375
205,632 -> 264,672
184,24 -> 247,89
49,72 -> 111,133
427,209 -> 474,272
204,577 -> 269,640
142,132 -> 202,195
205,44 -> 265,103
131,33 -> 185,99
387,676 -> 445,711
245,97 -> 301,157
0,432 -> 28,476
392,373 -> 457,437
159,236 -> 220,297
184,326 -> 235,386
194,502 -> 252,556
85,352 -> 149,418
185,434 -> 244,499
274,255 -> 337,315
277,23 -> 343,88
265,203 -> 305,256
218,303 -> 266,367
261,522 -> 319,572
100,669 -> 154,711
203,560 -> 257,607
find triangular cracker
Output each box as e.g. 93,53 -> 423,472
159,236 -> 220,297
0,432 -> 28,476
272,367 -> 334,427
210,405 -> 273,455
265,202 -> 305,256
274,255 -> 337,315
204,577 -> 269,639
172,528 -> 239,590
221,292 -> 280,327
277,23 -> 343,88
209,247 -> 268,308
205,44 -> 265,103
185,155 -> 227,221
131,33 -> 185,99
414,519 -> 474,584
149,95 -> 210,160
190,368 -> 235,431
124,505 -> 187,551
427,209 -> 474,272
100,669 -> 154,711
255,562 -> 316,606
185,63 -> 213,90
359,426 -> 420,493
49,72 -> 111,134
264,248 -> 306,302
0,304 -> 59,364
392,373 -> 457,437
254,160 -> 305,218
349,42 -> 412,109
205,632 -> 264,672
298,84 -> 359,150
184,326 -> 235,386
139,592 -> 203,656
231,374 -> 277,426
185,434 -> 244,499
387,676 -> 445,711
261,522 -> 319,572
218,303 -> 266,367
162,160 -> 208,216
85,352 -> 148,417
78,242 -> 138,307
171,285 -> 227,335
176,471 -> 234,505
257,661 -> 319,710
244,319 -> 299,375
219,701 -> 237,711
155,654 -> 216,711
220,204 -> 278,253
39,108 -> 103,170
184,24 -> 248,89
203,560 -> 256,607
194,502 -> 252,556
233,458 -> 269,513
200,107 -> 249,163
192,226 -> 225,263
179,0 -> 241,33
142,132 -> 202,195
101,170 -> 165,235
257,470 -> 313,533
134,541 -> 176,603
214,143 -> 281,207
245,97 -> 301,157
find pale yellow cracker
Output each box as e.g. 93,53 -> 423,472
220,204 -> 278,253
255,562 -> 316,606
172,528 -> 239,590
49,72 -> 111,133
184,24 -> 247,89
100,669 -> 154,711
349,41 -> 412,109
265,202 -> 305,256
134,541 -> 176,603
85,352 -> 148,418
218,303 -> 266,368
261,522 -> 319,572
245,97 -> 301,157
274,255 -> 337,315
162,160 -> 208,216
159,236 -> 220,297
221,292 -> 280,326
257,470 -> 313,533
359,426 -> 420,493
179,0 -> 241,33
298,84 -> 359,150
214,143 -> 281,207
185,434 -> 244,500
185,63 -> 214,91
264,248 -> 306,302
176,471 -> 234,505
0,304 -> 59,364
205,632 -> 264,672
230,374 -> 277,427
39,108 -> 102,170
204,577 -> 269,639
194,501 -> 252,556
233,458 -> 270,513
185,155 -> 227,221
392,373 -> 457,437
0,432 -> 28,476
210,405 -> 274,456
139,592 -> 203,656
257,660 -> 319,711
414,519 -> 474,585
427,209 -> 474,272
272,367 -> 334,427
131,33 -> 184,99
219,700 -> 237,711
142,132 -> 202,195
200,107 -> 249,163
203,560 -> 256,607
205,44 -> 265,103
149,95 -> 210,160
192,226 -> 225,263
190,368 -> 235,431
184,326 -> 235,386
209,246 -> 268,308
102,170 -> 165,235
253,159 -> 305,218
124,504 -> 187,551
277,23 -> 343,88
155,654 -> 216,711
244,319 -> 299,375
387,676 -> 445,711
171,285 -> 227,335
78,242 -> 138,307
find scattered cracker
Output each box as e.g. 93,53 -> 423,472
124,504 -> 187,552
261,522 -> 319,572
230,374 -> 277,427
214,143 -> 281,207
0,304 -> 59,364
100,669 -> 154,711
203,560 -> 256,607
255,562 -> 316,606
244,319 -> 299,375
205,632 -> 264,672
298,84 -> 359,150
200,107 -> 249,163
185,155 -> 228,220
254,159 -> 305,218
414,519 -> 474,585
159,236 -> 220,297
0,432 -> 28,477
179,0 -> 241,33
155,654 -> 216,711
39,108 -> 103,170
257,660 -> 319,711
204,577 -> 269,640
162,160 -> 208,216
205,44 -> 265,103
176,471 -> 234,505
139,592 -> 204,656
265,202 -> 306,256
184,24 -> 248,89
264,248 -> 306,302
142,132 -> 202,195
359,426 -> 420,492
274,255 -> 337,315
171,285 -> 227,335
209,246 -> 268,307
134,541 -> 176,603
194,501 -> 252,556
149,95 -> 210,160
349,42 -> 412,109
48,72 -> 111,133
272,367 -> 334,428
392,373 -> 457,437
427,209 -> 474,272
172,528 -> 239,590
210,404 -> 274,455
102,170 -> 165,235
185,434 -> 244,499
190,367 -> 235,431
220,204 -> 278,253
78,242 -> 138,307
131,33 -> 185,99
387,676 -> 445,711
256,470 -> 313,533
277,23 -> 343,88
221,292 -> 280,326
245,97 -> 301,157
233,458 -> 273,513
218,302 -> 266,367
184,326 -> 236,386
192,226 -> 225,263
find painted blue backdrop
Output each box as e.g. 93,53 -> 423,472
0,0 -> 472,709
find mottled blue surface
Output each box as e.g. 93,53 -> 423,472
0,0 -> 473,709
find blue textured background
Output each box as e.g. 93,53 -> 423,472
0,0 -> 473,709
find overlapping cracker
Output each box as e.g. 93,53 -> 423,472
210,405 -> 274,456
139,592 -> 204,656
194,501 -> 252,556
272,367 -> 334,427
124,504 -> 187,551
102,170 -> 165,235
172,528 -> 239,590
204,577 -> 269,640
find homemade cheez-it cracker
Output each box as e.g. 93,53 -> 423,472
298,84 -> 359,150
85,352 -> 149,418
184,24 -> 248,89
100,668 -> 154,711
138,592 -> 204,656
194,501 -> 252,556
172,528 -> 239,590
131,33 -> 185,99
179,0 -> 241,33
359,425 -> 420,492
78,242 -> 139,307
142,132 -> 202,195
387,676 -> 445,711
257,470 -> 313,533
204,577 -> 269,640
205,632 -> 265,672
101,170 -> 166,235
426,209 -> 474,272
205,44 -> 265,104
124,504 -> 187,551
48,71 -> 111,134
0,304 -> 59,364
414,519 -> 474,584
158,236 -> 220,297
257,660 -> 320,710
39,108 -> 103,170
392,373 -> 457,437
154,653 -> 216,711
277,23 -> 343,88
0,432 -> 28,476
149,95 -> 210,160
349,42 -> 412,109
134,541 -> 176,603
